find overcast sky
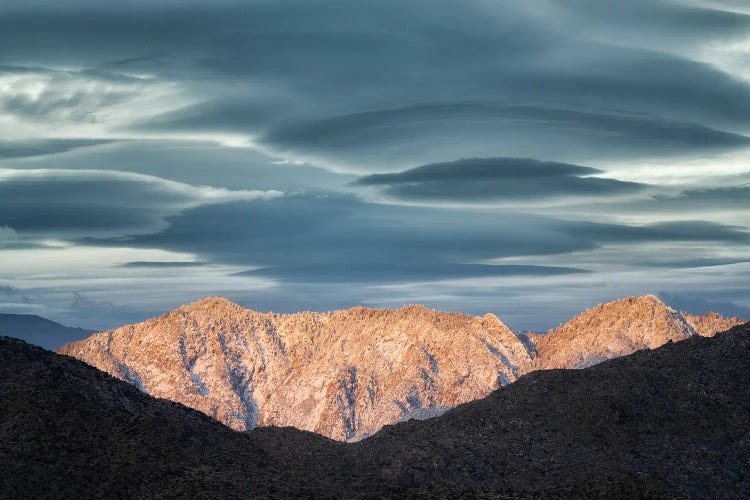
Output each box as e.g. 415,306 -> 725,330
2,0 -> 750,333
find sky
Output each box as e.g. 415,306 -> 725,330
2,0 -> 750,333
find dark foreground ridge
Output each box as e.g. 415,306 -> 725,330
1,323 -> 749,498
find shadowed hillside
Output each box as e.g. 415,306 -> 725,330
3,321 -> 749,498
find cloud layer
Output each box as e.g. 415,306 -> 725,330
1,0 -> 749,334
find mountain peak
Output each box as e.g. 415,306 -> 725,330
180,296 -> 244,311
532,295 -> 696,369
56,295 -> 743,443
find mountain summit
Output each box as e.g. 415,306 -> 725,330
530,295 -> 698,370
59,299 -> 530,441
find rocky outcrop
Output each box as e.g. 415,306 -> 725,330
58,298 -> 531,441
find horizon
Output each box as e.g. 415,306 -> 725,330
2,0 -> 750,331
6,292 -> 747,351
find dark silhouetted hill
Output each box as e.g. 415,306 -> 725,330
2,321 -> 749,498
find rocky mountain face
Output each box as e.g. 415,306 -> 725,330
531,295 -> 701,370
6,323 -> 750,498
58,298 -> 531,441
57,295 -> 743,441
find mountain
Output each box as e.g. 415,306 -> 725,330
683,311 -> 746,337
0,313 -> 93,350
5,322 -> 750,497
56,295 -> 743,442
531,295 -> 700,370
58,298 -> 532,441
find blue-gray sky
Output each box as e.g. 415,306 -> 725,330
1,0 -> 750,333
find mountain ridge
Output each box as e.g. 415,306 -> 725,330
59,297 -> 530,441
57,294 -> 744,441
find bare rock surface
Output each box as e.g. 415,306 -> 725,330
532,295 -> 700,369
58,298 -> 531,441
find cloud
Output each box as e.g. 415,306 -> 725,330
3,1 -> 750,171
1,0 -> 750,327
83,193 -> 750,286
0,68 -> 189,143
0,139 -> 355,192
0,139 -> 113,159
118,260 -> 207,268
0,226 -> 18,248
0,169 -> 282,238
263,103 -> 750,172
237,263 -> 588,283
658,291 -> 750,319
564,220 -> 750,244
355,157 -> 645,202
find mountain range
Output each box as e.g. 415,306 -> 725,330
57,294 -> 744,441
3,321 -> 749,498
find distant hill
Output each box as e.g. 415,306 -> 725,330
0,313 -> 93,350
4,322 -> 749,497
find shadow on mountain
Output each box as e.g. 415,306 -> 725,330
2,322 -> 749,498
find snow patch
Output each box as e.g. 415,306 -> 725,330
116,362 -> 148,394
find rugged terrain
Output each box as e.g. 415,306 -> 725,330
3,322 -> 749,498
57,295 -> 742,441
59,299 -> 530,441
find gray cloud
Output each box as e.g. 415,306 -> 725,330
80,194 -> 750,286
658,291 -> 750,319
118,261 -> 207,268
0,169 -> 281,238
563,220 -> 750,245
0,139 -> 113,159
1,140 -> 354,192
264,103 -> 750,171
3,140 -> 356,192
3,1 -> 750,171
355,157 -> 645,201
2,0 -> 750,328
